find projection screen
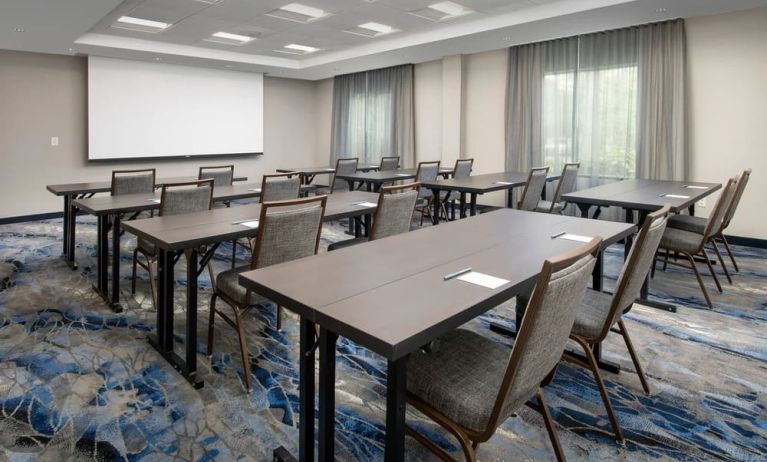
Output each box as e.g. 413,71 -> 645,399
88,57 -> 263,160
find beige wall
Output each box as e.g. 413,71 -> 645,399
0,50 -> 319,219
687,8 -> 767,239
414,59 -> 443,164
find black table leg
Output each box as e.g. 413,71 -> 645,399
185,248 -> 202,388
623,208 -> 635,259
110,214 -> 123,313
94,215 -> 110,302
61,195 -> 69,257
469,193 -> 477,216
384,356 -> 408,462
363,213 -> 371,237
431,188 -> 441,225
459,193 -> 467,219
593,250 -> 604,292
318,328 -> 338,462
688,204 -> 695,216
61,194 -> 78,269
507,188 -> 514,209
577,203 -> 591,218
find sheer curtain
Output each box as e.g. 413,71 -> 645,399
507,19 -> 687,200
331,64 -> 414,167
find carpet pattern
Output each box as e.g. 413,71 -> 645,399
0,211 -> 765,461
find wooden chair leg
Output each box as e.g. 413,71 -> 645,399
683,252 -> 713,309
719,234 -> 739,272
709,241 -> 732,284
131,249 -> 139,294
207,293 -> 217,357
700,248 -> 722,293
616,320 -> 650,394
571,336 -> 624,444
537,389 -> 566,462
233,309 -> 253,390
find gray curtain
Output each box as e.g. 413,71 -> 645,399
331,64 -> 415,167
506,19 -> 687,187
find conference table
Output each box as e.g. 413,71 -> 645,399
73,183 -> 276,312
276,165 -> 379,185
419,171 -> 561,224
562,178 -> 722,312
239,209 -> 635,462
120,190 -> 381,388
46,175 -> 247,270
335,167 -> 454,192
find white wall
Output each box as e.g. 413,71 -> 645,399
687,8 -> 767,239
0,50 -> 319,219
414,59 -> 443,164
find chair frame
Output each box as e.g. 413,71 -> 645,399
712,168 -> 751,275
330,157 -> 359,193
369,182 -> 421,241
656,178 -> 736,309
379,156 -> 401,170
413,160 -> 442,225
259,172 -> 304,204
516,166 -> 550,210
564,205 -> 670,444
445,158 -> 474,220
131,179 -> 215,308
207,195 -> 327,390
407,238 -> 602,462
546,162 -> 580,213
110,168 -> 156,196
198,165 -> 235,185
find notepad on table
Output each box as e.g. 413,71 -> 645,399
684,185 -> 708,190
395,173 -> 411,177
147,199 -> 161,204
233,220 -> 259,228
456,271 -> 509,289
661,194 -> 690,199
248,188 -> 261,192
493,181 -> 513,185
557,233 -> 593,243
353,201 -> 377,207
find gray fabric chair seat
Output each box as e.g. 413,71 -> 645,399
668,214 -> 706,234
660,227 -> 703,253
535,200 -> 565,213
137,237 -> 156,256
572,289 -> 614,339
216,265 -> 267,306
407,329 -> 512,434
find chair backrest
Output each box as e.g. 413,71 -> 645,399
721,168 -> 751,230
453,158 -> 474,179
260,172 -> 302,203
416,161 -> 441,198
331,157 -> 359,192
702,177 -> 737,242
111,168 -> 156,196
487,238 -> 601,434
370,182 -> 420,240
598,205 -> 671,338
199,165 -> 234,186
549,163 -> 580,209
517,167 -> 550,211
251,196 -> 327,269
159,179 -> 214,216
379,156 -> 400,171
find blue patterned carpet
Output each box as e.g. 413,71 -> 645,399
0,212 -> 765,461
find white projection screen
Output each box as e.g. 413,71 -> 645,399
88,57 -> 263,160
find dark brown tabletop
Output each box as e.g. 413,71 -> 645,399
335,167 -> 453,184
276,165 -> 379,175
46,175 -> 248,196
72,183 -> 270,215
121,191 -> 380,251
561,179 -> 721,212
419,171 -> 560,194
239,209 -> 635,360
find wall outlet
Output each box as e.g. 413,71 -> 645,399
51,136 -> 59,147
697,199 -> 707,208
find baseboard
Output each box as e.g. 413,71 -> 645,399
723,234 -> 767,249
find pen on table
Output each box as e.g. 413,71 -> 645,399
232,219 -> 257,225
551,231 -> 566,239
444,267 -> 472,281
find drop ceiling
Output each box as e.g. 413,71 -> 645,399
2,0 -> 767,80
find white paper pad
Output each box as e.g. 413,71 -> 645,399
395,173 -> 411,177
148,199 -> 161,203
354,201 -> 377,207
456,271 -> 509,289
662,194 -> 690,199
684,185 -> 708,190
237,220 -> 259,228
248,188 -> 261,192
558,233 -> 593,243
493,181 -> 514,185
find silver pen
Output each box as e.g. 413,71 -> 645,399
551,231 -> 566,239
444,267 -> 472,281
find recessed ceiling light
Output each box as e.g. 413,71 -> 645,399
655,7 -> 667,13
206,31 -> 257,45
266,3 -> 328,24
13,27 -> 25,32
345,22 -> 397,38
275,43 -> 321,55
113,16 -> 171,33
410,1 -> 473,22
